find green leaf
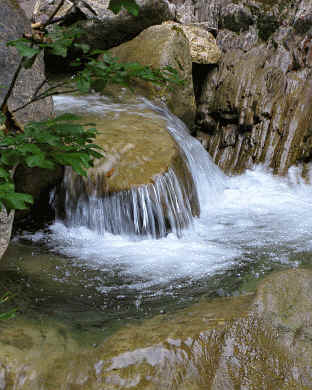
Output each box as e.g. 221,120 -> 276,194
0,166 -> 10,181
74,43 -> 90,54
1,192 -> 33,210
108,0 -> 139,16
75,74 -> 91,93
50,44 -> 68,58
0,309 -> 16,320
25,154 -> 46,168
0,112 -> 5,126
8,39 -> 40,58
22,55 -> 38,69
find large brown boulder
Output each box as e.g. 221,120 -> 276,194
60,96 -> 199,236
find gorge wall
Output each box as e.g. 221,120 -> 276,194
169,0 -> 312,175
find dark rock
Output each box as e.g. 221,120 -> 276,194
34,0 -> 175,50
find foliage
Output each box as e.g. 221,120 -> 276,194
0,114 -> 102,211
108,0 -> 139,16
0,292 -> 16,320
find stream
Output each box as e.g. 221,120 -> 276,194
2,92 -> 312,345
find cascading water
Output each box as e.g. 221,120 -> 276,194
54,94 -> 225,238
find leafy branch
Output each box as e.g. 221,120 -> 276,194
0,114 -> 102,211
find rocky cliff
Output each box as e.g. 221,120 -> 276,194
170,0 -> 312,175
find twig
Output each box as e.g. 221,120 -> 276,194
32,77 -> 48,98
42,0 -> 66,28
0,59 -> 23,112
12,89 -> 78,114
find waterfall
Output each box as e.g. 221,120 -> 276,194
54,94 -> 226,238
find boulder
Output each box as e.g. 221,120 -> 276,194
56,93 -> 199,236
108,23 -> 196,127
176,23 -> 221,64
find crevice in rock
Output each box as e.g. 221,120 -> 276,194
192,62 -> 216,103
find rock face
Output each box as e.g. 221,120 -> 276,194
109,23 -> 196,127
169,0 -> 312,175
0,0 -> 54,127
34,0 -> 174,50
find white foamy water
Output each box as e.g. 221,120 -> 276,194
27,94 -> 312,295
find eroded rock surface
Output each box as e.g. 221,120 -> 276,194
169,0 -> 312,175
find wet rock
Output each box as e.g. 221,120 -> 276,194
2,270 -> 312,388
108,23 -> 196,127
59,94 -> 199,236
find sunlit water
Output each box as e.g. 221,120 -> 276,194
5,93 -> 312,335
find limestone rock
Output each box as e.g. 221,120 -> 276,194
184,0 -> 312,175
108,23 -> 196,127
173,23 -> 221,64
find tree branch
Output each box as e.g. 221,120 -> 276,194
42,0 -> 66,28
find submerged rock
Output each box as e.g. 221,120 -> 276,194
2,269 -> 312,389
108,23 -> 196,127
